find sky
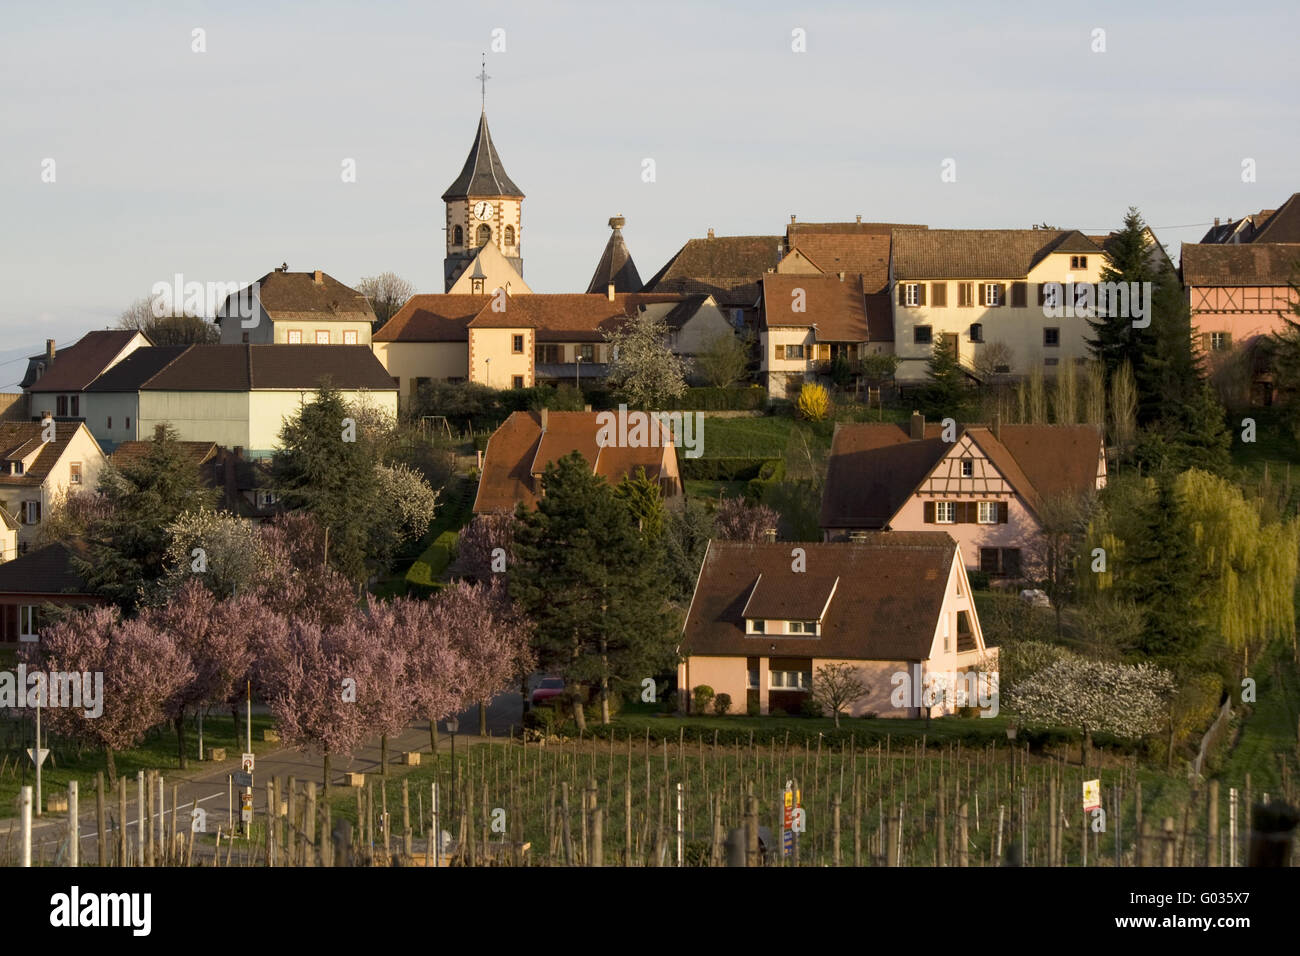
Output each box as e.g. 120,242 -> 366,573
1,0 -> 1297,384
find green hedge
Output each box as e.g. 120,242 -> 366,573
745,458 -> 785,499
680,457 -> 780,481
406,529 -> 458,586
665,387 -> 768,411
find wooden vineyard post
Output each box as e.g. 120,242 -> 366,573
1207,780 -> 1219,867
958,802 -> 969,868
96,773 -> 107,867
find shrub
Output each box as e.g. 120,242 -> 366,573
746,699 -> 761,717
799,697 -> 824,718
666,387 -> 768,411
692,685 -> 715,713
713,693 -> 732,716
795,383 -> 830,422
769,707 -> 787,717
967,569 -> 991,590
680,457 -> 778,481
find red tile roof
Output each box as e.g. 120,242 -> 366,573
760,274 -> 870,341
372,294 -> 492,342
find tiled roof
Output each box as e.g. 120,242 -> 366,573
586,217 -> 643,294
26,330 -> 144,393
820,422 -> 1103,528
219,270 -> 375,325
87,346 -> 395,392
893,229 -> 1091,280
0,422 -> 95,488
372,295 -> 491,342
864,292 -> 894,343
643,236 -> 783,306
1246,193 -> 1300,243
760,274 -> 870,341
786,221 -> 927,239
1181,243 -> 1300,287
441,111 -> 524,200
466,293 -> 685,334
682,536 -> 957,661
786,234 -> 893,293
111,439 -> 217,468
473,411 -> 673,513
0,540 -> 94,596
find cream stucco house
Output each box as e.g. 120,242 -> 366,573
0,421 -> 107,553
215,268 -> 376,346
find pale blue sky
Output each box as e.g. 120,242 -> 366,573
2,0 -> 1297,383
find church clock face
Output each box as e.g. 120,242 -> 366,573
473,201 -> 495,221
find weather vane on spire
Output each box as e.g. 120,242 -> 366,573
476,54 -> 491,109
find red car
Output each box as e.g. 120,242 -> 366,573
531,676 -> 566,707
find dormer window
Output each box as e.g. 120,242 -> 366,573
749,619 -> 765,634
9,461 -> 22,476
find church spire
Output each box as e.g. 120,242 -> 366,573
441,85 -> 524,201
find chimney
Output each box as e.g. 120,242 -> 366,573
856,214 -> 862,224
607,282 -> 616,302
540,407 -> 549,431
993,410 -> 1001,441
1214,217 -> 1220,227
910,410 -> 925,440
790,215 -> 797,224
763,528 -> 777,543
45,339 -> 55,362
837,271 -> 845,282
313,269 -> 323,285
609,215 -> 625,231
707,228 -> 715,239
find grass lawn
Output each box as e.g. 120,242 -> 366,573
684,480 -> 747,503
696,415 -> 798,458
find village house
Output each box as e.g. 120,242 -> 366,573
0,541 -> 103,644
0,421 -> 107,554
215,267 -> 377,346
20,330 -> 151,422
820,414 -> 1106,579
473,409 -> 682,514
81,344 -> 397,456
679,534 -> 994,718
109,439 -> 281,521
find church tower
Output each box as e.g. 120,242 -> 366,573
442,68 -> 525,293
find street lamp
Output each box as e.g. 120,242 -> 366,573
484,357 -> 491,388
445,716 -> 459,824
1006,723 -> 1018,783
575,353 -> 581,389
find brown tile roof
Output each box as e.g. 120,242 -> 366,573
0,541 -> 95,596
1248,193 -> 1300,243
1181,243 -> 1300,287
786,221 -> 927,239
893,229 -> 1091,280
474,411 -> 675,513
0,422 -> 96,488
786,234 -> 893,293
760,274 -> 869,341
223,270 -> 375,325
682,536 -> 957,661
467,293 -> 686,339
586,217 -> 643,294
820,422 -> 1103,528
111,439 -> 217,469
864,292 -> 894,342
643,236 -> 783,306
89,345 -> 396,392
26,330 -> 144,393
372,294 -> 491,342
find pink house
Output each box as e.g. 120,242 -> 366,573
679,535 -> 994,718
820,415 -> 1106,579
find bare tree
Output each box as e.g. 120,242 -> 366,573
972,341 -> 1014,383
812,662 -> 871,727
355,272 -> 415,329
117,296 -> 218,345
693,331 -> 749,388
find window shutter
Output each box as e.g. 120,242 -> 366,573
924,501 -> 935,524
774,344 -> 785,360
997,283 -> 1008,307
820,344 -> 831,361
998,501 -> 1008,523
897,283 -> 907,305
1011,282 -> 1027,308
932,283 -> 947,307
917,284 -> 927,306
1224,333 -> 1232,348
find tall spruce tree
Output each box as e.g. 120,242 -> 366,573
271,383 -> 377,584
509,453 -> 678,726
919,337 -> 967,418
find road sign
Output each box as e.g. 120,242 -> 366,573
27,747 -> 49,768
241,753 -> 255,773
234,771 -> 253,788
1083,779 -> 1101,812
240,792 -> 253,824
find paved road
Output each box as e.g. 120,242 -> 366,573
10,689 -> 527,864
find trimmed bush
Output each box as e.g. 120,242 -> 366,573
680,457 -> 779,481
692,685 -> 715,714
713,693 -> 732,716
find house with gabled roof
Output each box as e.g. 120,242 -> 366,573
0,540 -> 104,643
215,267 -> 377,346
679,534 -> 993,718
0,421 -> 107,553
820,414 -> 1106,579
1200,193 -> 1300,245
473,409 -> 682,514
20,330 -> 151,422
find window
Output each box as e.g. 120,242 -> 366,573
512,375 -> 525,389
977,501 -> 997,524
931,282 -> 947,307
315,330 -> 330,345
747,665 -> 759,690
905,283 -> 920,307
504,225 -> 515,246
983,283 -> 1001,307
1070,255 -> 1088,269
1040,283 -> 1060,309
1044,357 -> 1059,367
914,325 -> 933,345
19,605 -> 40,642
580,344 -> 595,363
749,619 -> 765,634
512,334 -> 524,354
241,332 -> 250,343
476,223 -> 491,246
70,461 -> 82,485
1043,327 -> 1060,347
786,343 -> 805,359
969,323 -> 983,343
453,225 -> 463,245
960,458 -> 974,478
935,501 -> 956,524
9,461 -> 22,476
1210,332 -> 1231,351
107,416 -> 112,429
770,670 -> 812,691
980,547 -> 1022,576
731,309 -> 744,328
537,344 -> 560,364
24,501 -> 41,524
257,490 -> 277,507
787,621 -> 817,634
343,330 -> 358,345
957,282 -> 974,308
125,417 -> 131,429
944,613 -> 950,652
57,395 -> 67,417
287,330 -> 302,344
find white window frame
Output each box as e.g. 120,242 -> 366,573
70,461 -> 82,485
19,605 -> 39,642
983,284 -> 1000,307
935,501 -> 956,524
24,500 -> 41,524
977,501 -> 997,524
748,619 -> 765,634
343,330 -> 358,345
315,330 -> 331,345
769,670 -> 812,691
960,458 -> 974,478
905,283 -> 920,307
287,330 -> 303,344
1210,332 -> 1228,351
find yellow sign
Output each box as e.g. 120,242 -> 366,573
1082,779 -> 1101,811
